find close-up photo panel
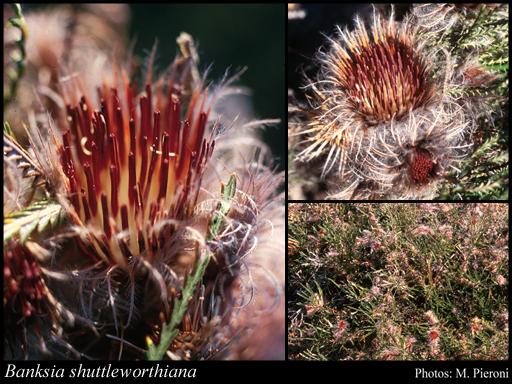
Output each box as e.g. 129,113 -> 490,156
4,3 -> 285,366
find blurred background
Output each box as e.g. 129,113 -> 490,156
130,4 -> 285,172
13,3 -> 285,173
288,4 -> 411,103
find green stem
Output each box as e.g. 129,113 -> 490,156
146,173 -> 237,360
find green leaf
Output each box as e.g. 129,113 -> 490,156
146,246 -> 210,360
4,4 -> 27,107
4,201 -> 65,245
219,173 -> 236,215
208,173 -> 237,241
3,121 -> 16,141
146,173 -> 237,360
208,215 -> 224,241
147,325 -> 179,361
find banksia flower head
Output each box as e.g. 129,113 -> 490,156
496,312 -> 508,332
4,6 -> 284,360
332,318 -> 349,339
58,45 -> 214,262
426,328 -> 440,355
330,11 -> 436,126
289,4 -> 505,199
4,243 -> 61,356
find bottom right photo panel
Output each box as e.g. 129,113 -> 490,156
288,203 -> 508,361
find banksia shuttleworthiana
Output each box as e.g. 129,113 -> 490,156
330,11 -> 437,126
289,4 -> 508,199
4,6 -> 284,360
410,150 -> 434,183
4,242 -> 57,351
58,46 -> 215,259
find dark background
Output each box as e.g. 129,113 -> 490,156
288,4 -> 369,99
129,4 -> 285,172
288,4 -> 412,101
20,3 -> 285,173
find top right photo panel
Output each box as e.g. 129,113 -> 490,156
288,4 -> 508,200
